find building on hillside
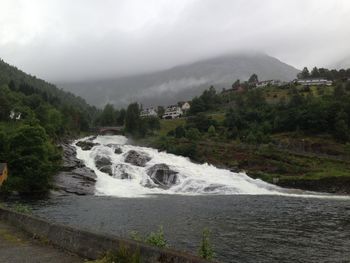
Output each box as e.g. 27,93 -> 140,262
296,78 -> 332,86
179,101 -> 191,111
9,110 -> 21,120
0,163 -> 8,186
162,105 -> 183,119
255,80 -> 281,88
140,107 -> 158,118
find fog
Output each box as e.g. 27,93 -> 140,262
0,0 -> 349,82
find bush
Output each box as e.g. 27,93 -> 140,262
175,125 -> 186,138
185,128 -> 201,141
3,124 -> 60,194
198,228 -> 214,260
208,125 -> 216,137
130,226 -> 168,249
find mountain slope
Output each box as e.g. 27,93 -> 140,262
58,53 -> 300,108
0,59 -> 94,113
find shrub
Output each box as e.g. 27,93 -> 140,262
198,228 -> 214,260
185,128 -> 201,141
130,226 -> 168,249
208,125 -> 216,137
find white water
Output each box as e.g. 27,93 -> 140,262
73,135 -> 347,199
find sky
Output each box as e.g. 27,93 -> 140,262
0,0 -> 350,82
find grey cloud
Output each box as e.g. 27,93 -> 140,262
0,0 -> 349,82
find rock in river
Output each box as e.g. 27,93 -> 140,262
76,140 -> 99,151
124,150 -> 151,167
95,156 -> 112,169
147,163 -> 178,188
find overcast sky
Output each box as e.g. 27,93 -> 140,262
1,0 -> 350,82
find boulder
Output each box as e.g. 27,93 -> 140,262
95,156 -> 112,169
76,140 -> 99,151
114,148 -> 123,154
124,150 -> 151,167
60,143 -> 84,171
106,144 -> 123,154
146,163 -> 178,188
99,165 -> 113,176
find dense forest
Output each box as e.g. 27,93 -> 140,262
0,59 -> 98,194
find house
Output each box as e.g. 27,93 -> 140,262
256,80 -> 281,88
179,102 -> 191,111
297,78 -> 332,86
140,107 -> 158,118
162,105 -> 183,119
9,110 -> 21,120
0,163 -> 8,186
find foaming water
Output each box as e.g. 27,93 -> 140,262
74,135 -> 347,199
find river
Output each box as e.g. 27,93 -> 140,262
31,135 -> 350,262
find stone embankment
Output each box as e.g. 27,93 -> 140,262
0,208 -> 213,263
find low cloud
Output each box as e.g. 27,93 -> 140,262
0,0 -> 349,82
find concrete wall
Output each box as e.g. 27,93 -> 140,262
0,208 -> 213,263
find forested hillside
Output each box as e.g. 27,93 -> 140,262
0,59 -> 97,194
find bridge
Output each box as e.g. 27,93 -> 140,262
97,126 -> 124,135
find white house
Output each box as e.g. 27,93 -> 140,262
255,80 -> 281,88
140,107 -> 158,118
162,105 -> 183,119
297,78 -> 332,86
9,110 -> 21,120
180,102 -> 191,111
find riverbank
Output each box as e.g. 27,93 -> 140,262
134,120 -> 350,195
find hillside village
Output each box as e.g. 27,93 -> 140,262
139,66 -> 340,120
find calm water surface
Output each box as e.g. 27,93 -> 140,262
29,194 -> 350,263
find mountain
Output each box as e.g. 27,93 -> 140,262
58,53 -> 300,108
0,58 -> 96,134
332,57 -> 350,69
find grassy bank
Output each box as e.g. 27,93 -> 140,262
136,118 -> 350,194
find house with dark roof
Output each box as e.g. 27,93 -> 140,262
0,163 -> 8,186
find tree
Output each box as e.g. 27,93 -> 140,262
189,97 -> 206,114
232,79 -> 240,89
334,84 -> 346,99
334,111 -> 349,142
5,125 -> 59,193
125,103 -> 140,135
185,128 -> 201,141
248,73 -> 259,84
297,67 -> 310,79
157,106 -> 165,118
310,67 -> 320,78
100,104 -> 116,126
175,126 -> 186,138
116,108 -> 126,126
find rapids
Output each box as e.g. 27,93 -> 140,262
73,135 -> 342,198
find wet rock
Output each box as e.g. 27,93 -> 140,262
95,156 -> 112,169
106,144 -> 123,154
71,167 -> 96,181
54,166 -> 97,196
99,165 -> 113,176
60,143 -> 84,171
114,164 -> 132,179
146,163 -> 178,188
76,140 -> 99,151
124,150 -> 151,167
114,148 -> 123,154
